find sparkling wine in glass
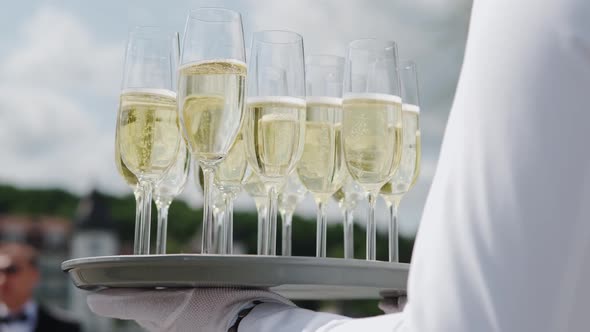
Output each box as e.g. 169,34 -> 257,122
244,30 -> 306,256
178,8 -> 246,254
297,55 -> 346,257
342,39 -> 403,260
117,26 -> 181,255
380,61 -> 422,262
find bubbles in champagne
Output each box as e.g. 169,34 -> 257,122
381,104 -> 421,200
244,97 -> 306,179
178,60 -> 246,165
117,89 -> 181,181
114,128 -> 138,187
342,93 -> 403,190
297,98 -> 346,201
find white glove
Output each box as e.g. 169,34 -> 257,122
87,288 -> 294,332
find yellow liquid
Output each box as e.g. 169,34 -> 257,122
215,132 -> 247,192
342,94 -> 402,190
114,126 -> 137,187
245,97 -> 306,179
297,100 -> 345,201
381,106 -> 421,197
118,89 -> 180,180
410,131 -> 421,188
243,171 -> 267,207
178,60 -> 246,164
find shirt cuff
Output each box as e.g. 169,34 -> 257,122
239,302 -> 350,332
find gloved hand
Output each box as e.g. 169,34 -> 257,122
87,288 -> 294,332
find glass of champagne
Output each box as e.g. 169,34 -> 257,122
297,55 -> 346,257
380,61 -> 421,262
153,139 -> 191,254
332,173 -> 365,259
342,39 -> 403,261
278,171 -> 307,256
244,30 -> 306,256
243,170 -> 269,255
117,26 -> 181,255
178,8 -> 246,254
215,131 -> 248,254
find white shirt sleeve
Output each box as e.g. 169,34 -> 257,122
241,0 -> 590,330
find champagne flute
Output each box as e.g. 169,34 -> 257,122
244,30 -> 306,256
117,26 -> 181,255
278,172 -> 307,256
342,39 -> 403,260
215,131 -> 248,254
332,173 -> 365,259
297,55 -> 346,257
153,139 -> 191,254
380,61 -> 422,262
178,8 -> 246,254
243,170 -> 269,255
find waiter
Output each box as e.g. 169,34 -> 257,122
88,0 -> 590,330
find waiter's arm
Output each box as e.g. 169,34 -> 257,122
241,0 -> 590,330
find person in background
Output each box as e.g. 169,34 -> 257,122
0,241 -> 80,332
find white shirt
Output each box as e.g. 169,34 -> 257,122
241,0 -> 590,330
0,301 -> 38,332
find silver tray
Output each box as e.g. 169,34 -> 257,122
62,254 -> 409,300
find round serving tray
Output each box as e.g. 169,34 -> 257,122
62,254 -> 409,300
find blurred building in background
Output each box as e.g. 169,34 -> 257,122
70,190 -> 118,332
0,190 -> 142,332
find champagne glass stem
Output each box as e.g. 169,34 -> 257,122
388,199 -> 401,262
201,166 -> 216,254
138,181 -> 153,255
265,184 -> 279,255
316,199 -> 328,258
366,191 -> 378,261
280,211 -> 293,256
224,194 -> 235,255
256,203 -> 268,255
214,208 -> 226,254
343,208 -> 354,259
132,189 -> 144,255
155,202 -> 170,255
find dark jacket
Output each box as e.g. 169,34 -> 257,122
34,305 -> 81,332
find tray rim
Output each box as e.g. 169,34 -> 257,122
63,254 -> 410,300
62,254 -> 411,271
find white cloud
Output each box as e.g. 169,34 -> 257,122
2,6 -> 123,97
0,6 -> 126,195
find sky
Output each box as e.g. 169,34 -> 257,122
0,0 -> 472,237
